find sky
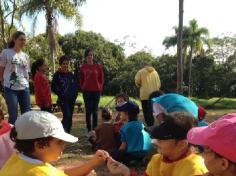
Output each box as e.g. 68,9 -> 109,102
22,0 -> 236,56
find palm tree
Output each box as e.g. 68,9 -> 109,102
163,19 -> 209,96
19,0 -> 85,72
186,19 -> 209,96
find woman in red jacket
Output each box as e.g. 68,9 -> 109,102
80,49 -> 104,132
31,59 -> 52,112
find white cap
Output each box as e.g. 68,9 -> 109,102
15,111 -> 78,143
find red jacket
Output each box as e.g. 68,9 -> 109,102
33,72 -> 52,108
80,64 -> 104,91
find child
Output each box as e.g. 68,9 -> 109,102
0,109 -> 15,168
31,59 -> 52,112
197,105 -> 209,127
51,55 -> 79,133
152,93 -> 207,126
89,108 -> 117,152
113,93 -> 129,135
0,111 -> 109,176
187,113 -> 236,176
111,101 -> 152,165
107,112 -> 208,176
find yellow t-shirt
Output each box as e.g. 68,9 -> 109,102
145,153 -> 208,176
0,154 -> 67,176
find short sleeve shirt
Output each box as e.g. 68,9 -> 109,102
145,153 -> 208,176
0,49 -> 30,90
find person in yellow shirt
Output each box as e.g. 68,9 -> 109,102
106,112 -> 208,176
135,63 -> 161,127
0,111 -> 109,176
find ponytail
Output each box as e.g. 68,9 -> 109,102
31,59 -> 45,79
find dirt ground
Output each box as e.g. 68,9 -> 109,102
53,109 -> 236,176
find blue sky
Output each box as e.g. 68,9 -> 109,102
22,0 -> 236,56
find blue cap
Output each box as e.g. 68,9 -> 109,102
115,101 -> 139,115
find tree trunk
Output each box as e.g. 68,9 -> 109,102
46,6 -> 57,73
0,2 -> 7,48
188,45 -> 193,97
177,0 -> 184,93
7,0 -> 16,40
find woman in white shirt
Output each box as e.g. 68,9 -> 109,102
0,31 -> 31,124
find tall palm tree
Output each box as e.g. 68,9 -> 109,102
19,0 -> 85,72
186,19 -> 209,96
163,19 -> 209,96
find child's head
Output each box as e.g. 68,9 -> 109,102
151,112 -> 195,160
31,59 -> 46,78
188,113 -> 236,175
59,55 -> 70,71
115,101 -> 139,122
115,93 -> 129,106
10,111 -> 78,162
101,108 -> 112,122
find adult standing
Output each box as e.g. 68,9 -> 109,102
135,63 -> 161,127
51,55 -> 78,133
0,31 -> 31,124
80,49 -> 104,132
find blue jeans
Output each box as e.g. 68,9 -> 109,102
4,87 -> 31,124
83,91 -> 101,131
59,99 -> 76,133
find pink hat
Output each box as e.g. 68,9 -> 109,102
187,113 -> 236,162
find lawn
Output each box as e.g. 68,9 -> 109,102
52,105 -> 236,175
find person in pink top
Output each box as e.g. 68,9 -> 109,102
80,48 -> 104,132
0,110 -> 15,168
187,113 -> 236,176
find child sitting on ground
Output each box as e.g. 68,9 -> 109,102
113,93 -> 129,142
107,112 -> 208,176
0,111 -> 109,176
187,113 -> 236,176
89,108 -> 117,152
0,109 -> 15,168
111,100 -> 152,165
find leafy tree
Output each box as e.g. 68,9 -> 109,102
153,55 -> 177,93
209,35 -> 236,63
0,0 -> 19,50
19,0 -> 86,72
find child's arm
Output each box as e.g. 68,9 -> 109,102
64,150 -> 109,176
119,142 -> 127,151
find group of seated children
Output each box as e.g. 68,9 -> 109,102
0,101 -> 236,176
89,93 -> 152,165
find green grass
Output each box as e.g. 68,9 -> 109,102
31,94 -> 236,109
191,97 -> 236,109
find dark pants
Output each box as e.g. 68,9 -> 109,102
141,100 -> 154,126
4,87 -> 31,125
83,91 -> 100,132
59,99 -> 76,133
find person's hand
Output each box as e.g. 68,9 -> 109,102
90,150 -> 109,167
107,157 -> 130,176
